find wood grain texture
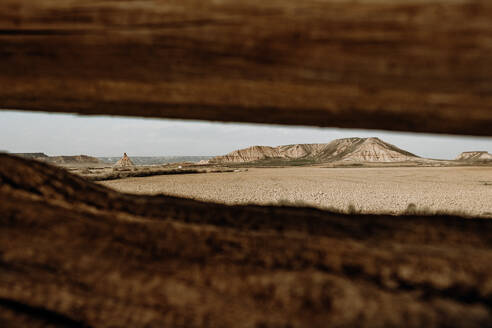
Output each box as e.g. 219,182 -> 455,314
0,0 -> 491,135
1,154 -> 492,327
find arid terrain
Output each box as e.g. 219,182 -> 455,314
1,153 -> 492,327
2,0 -> 492,326
101,166 -> 492,218
209,137 -> 421,164
97,138 -> 492,218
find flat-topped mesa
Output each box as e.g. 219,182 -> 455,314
455,151 -> 492,161
114,152 -> 135,168
209,137 -> 420,164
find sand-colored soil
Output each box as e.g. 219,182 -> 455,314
3,154 -> 492,327
101,166 -> 492,217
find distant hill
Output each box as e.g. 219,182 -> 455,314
455,151 -> 492,161
209,137 -> 420,164
47,155 -> 101,165
13,154 -> 213,166
99,156 -> 213,165
14,153 -> 101,165
12,152 -> 49,159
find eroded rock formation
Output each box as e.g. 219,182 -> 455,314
340,137 -> 419,162
12,153 -> 101,165
114,152 -> 135,168
456,151 -> 492,161
210,137 -> 419,164
46,155 -> 101,165
11,153 -> 49,160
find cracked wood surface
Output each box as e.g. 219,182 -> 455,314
1,1 -> 492,326
0,0 -> 492,135
1,154 -> 491,327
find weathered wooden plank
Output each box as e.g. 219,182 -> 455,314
2,154 -> 492,327
0,0 -> 491,136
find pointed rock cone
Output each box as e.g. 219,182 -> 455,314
114,152 -> 135,168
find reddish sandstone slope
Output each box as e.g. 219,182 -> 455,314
0,153 -> 491,327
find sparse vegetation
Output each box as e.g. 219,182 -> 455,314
404,203 -> 418,215
402,203 -> 481,218
227,158 -> 318,168
79,167 -> 235,181
276,199 -> 316,208
274,199 -> 359,215
102,166 -> 492,219
273,200 -> 487,218
346,203 -> 360,215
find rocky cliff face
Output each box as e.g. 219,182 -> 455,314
212,144 -> 330,163
455,151 -> 492,161
339,137 -> 418,162
210,137 -> 419,164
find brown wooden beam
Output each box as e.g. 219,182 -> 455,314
0,0 -> 491,136
2,153 -> 492,327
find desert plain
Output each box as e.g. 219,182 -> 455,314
101,166 -> 492,218
5,138 -> 492,326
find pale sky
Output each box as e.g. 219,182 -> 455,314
0,110 -> 491,159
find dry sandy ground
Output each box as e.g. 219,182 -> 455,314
3,154 -> 492,327
101,166 -> 492,217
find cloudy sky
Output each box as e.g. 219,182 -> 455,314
0,110 -> 491,159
